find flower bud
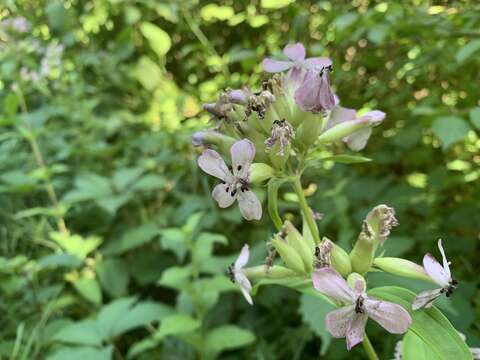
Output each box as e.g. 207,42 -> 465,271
330,242 -> 352,277
350,230 -> 376,275
317,118 -> 371,144
283,221 -> 314,273
347,272 -> 366,290
249,163 -> 275,184
191,130 -> 237,156
295,112 -> 326,149
373,257 -> 433,283
243,265 -> 297,279
271,235 -> 306,274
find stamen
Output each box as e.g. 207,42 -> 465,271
237,165 -> 242,171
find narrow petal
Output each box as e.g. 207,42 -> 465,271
262,58 -> 293,73
230,139 -> 255,178
303,57 -> 332,70
437,239 -> 451,279
423,253 -> 450,287
234,244 -> 250,269
235,272 -> 253,305
412,288 -> 443,310
346,313 -> 368,350
283,43 -> 306,61
294,70 -> 320,111
198,149 -> 233,182
212,183 -> 236,208
344,127 -> 372,151
325,305 -> 355,338
237,190 -> 262,221
364,298 -> 412,334
311,268 -> 355,304
327,106 -> 357,128
362,110 -> 386,125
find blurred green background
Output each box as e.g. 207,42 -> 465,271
0,0 -> 479,359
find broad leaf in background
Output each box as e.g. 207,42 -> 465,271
431,116 -> 471,150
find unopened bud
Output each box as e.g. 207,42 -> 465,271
373,257 -> 433,283
249,163 -> 275,184
191,130 -> 237,156
271,236 -> 306,274
296,112 -> 326,149
350,230 -> 376,275
283,221 -> 314,273
317,118 -> 370,144
243,265 -> 297,279
330,242 -> 352,277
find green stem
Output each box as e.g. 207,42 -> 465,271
292,177 -> 320,244
362,335 -> 380,360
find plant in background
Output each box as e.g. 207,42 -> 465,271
194,43 -> 473,360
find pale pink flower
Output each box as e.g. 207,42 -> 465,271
412,239 -> 457,310
326,106 -> 386,151
312,268 -> 411,350
228,244 -> 253,305
294,66 -> 337,113
197,139 -> 262,221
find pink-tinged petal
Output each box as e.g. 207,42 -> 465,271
346,313 -> 368,350
237,190 -> 262,221
283,43 -> 306,61
312,268 -> 355,304
230,139 -> 255,178
262,58 -> 293,73
362,110 -> 386,125
344,127 -> 372,151
364,298 -> 412,334
234,244 -> 250,270
228,89 -> 248,105
212,183 -> 236,208
303,57 -> 332,70
294,69 -> 336,113
412,288 -> 443,310
327,106 -> 357,128
423,253 -> 450,287
198,149 -> 233,182
325,305 -> 355,338
235,272 -> 253,305
437,239 -> 451,279
354,279 -> 366,295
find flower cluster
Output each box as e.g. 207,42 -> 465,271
193,43 -> 465,354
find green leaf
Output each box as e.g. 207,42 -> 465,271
431,116 -> 471,150
104,223 -> 160,255
455,39 -> 480,64
96,258 -> 129,298
112,167 -> 144,190
159,228 -> 187,260
52,320 -> 102,346
50,232 -> 102,260
204,325 -> 255,355
140,22 -> 171,58
469,107 -> 480,130
71,276 -> 102,305
402,331 -> 438,360
299,294 -> 335,355
47,346 -> 113,360
192,232 -> 228,264
368,286 -> 471,360
260,0 -> 294,9
157,266 -> 192,290
320,154 -> 372,164
154,314 -> 200,340
132,56 -> 163,90
200,5 -> 234,22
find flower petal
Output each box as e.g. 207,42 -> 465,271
283,43 -> 306,61
294,69 -> 336,113
423,253 -> 450,287
412,288 -> 443,310
234,244 -> 250,270
325,305 -> 355,338
303,57 -> 332,70
212,183 -> 236,208
228,89 -> 248,105
364,298 -> 412,334
237,190 -> 262,220
362,110 -> 386,125
262,58 -> 293,73
344,127 -> 372,151
327,106 -> 357,128
312,268 -> 355,304
198,149 -> 233,182
230,139 -> 256,178
346,313 -> 368,350
235,271 -> 253,305
437,239 -> 451,279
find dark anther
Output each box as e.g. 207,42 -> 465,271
221,180 -> 226,184
231,189 -> 237,197
440,288 -> 445,294
355,297 -> 364,314
451,279 -> 458,286
227,264 -> 234,282
237,165 -> 242,171
225,187 -> 229,192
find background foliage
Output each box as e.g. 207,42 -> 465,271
0,0 -> 479,359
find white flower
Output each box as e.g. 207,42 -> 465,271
197,139 -> 262,221
412,239 -> 457,310
228,244 -> 253,305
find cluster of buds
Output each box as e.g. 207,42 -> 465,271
193,43 -> 463,353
